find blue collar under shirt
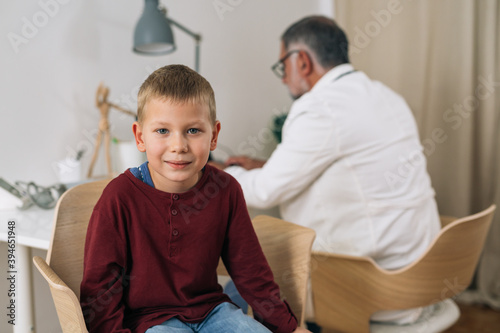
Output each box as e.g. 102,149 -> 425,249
129,161 -> 155,188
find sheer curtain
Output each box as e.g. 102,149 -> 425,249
334,0 -> 500,308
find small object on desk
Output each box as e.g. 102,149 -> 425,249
75,148 -> 85,161
113,138 -> 147,173
0,177 -> 33,210
54,148 -> 85,184
15,181 -> 67,210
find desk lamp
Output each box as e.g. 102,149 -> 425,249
133,0 -> 202,72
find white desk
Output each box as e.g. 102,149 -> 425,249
0,207 -> 54,333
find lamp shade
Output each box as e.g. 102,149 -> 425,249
133,0 -> 176,55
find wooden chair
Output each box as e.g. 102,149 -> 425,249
33,179 -> 110,333
33,181 -> 316,332
310,205 -> 496,333
217,215 -> 316,328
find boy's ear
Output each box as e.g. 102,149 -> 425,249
132,121 -> 146,152
210,121 -> 221,151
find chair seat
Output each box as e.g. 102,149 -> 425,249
370,299 -> 460,333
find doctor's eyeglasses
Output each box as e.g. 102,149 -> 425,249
271,50 -> 301,79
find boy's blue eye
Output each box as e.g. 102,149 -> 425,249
188,128 -> 200,134
156,129 -> 168,134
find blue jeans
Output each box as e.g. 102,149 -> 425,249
145,302 -> 271,333
224,280 -> 248,314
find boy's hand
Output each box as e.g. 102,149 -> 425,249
292,328 -> 312,333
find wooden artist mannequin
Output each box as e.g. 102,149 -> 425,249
87,83 -> 136,178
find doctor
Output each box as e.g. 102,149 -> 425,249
215,16 -> 441,325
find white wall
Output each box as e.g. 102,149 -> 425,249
0,1 -> 333,332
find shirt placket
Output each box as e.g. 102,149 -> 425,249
168,193 -> 181,258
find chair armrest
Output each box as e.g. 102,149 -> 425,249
33,256 -> 88,333
33,256 -> 69,290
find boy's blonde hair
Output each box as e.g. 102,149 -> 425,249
137,65 -> 216,125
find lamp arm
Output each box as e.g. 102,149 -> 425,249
167,17 -> 202,42
165,16 -> 202,72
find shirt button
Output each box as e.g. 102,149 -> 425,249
171,209 -> 178,216
170,246 -> 177,257
173,229 -> 179,236
173,194 -> 179,200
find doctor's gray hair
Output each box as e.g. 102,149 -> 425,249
282,16 -> 349,68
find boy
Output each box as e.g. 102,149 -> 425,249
80,65 -> 308,333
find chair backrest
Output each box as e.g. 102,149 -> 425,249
218,215 -> 316,327
46,179 -> 110,298
311,204 -> 496,332
381,204 -> 496,308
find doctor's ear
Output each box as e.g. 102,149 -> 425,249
298,50 -> 313,75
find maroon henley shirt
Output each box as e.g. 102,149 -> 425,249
80,165 -> 298,333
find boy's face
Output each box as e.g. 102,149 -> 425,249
133,98 -> 220,193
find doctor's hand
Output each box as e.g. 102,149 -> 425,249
207,160 -> 226,170
224,156 -> 266,170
